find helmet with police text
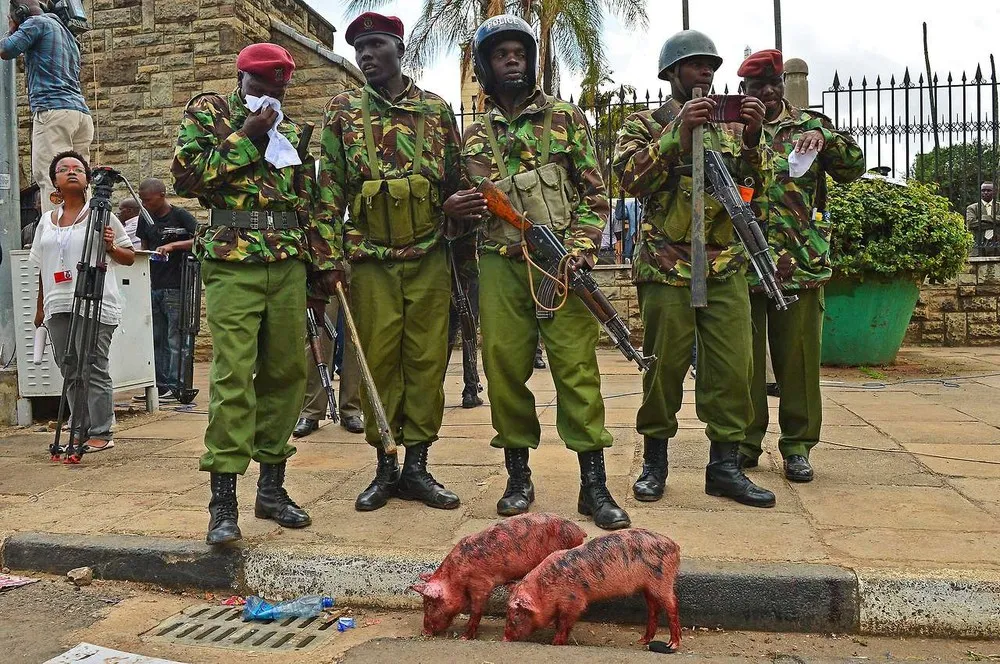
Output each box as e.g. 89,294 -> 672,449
657,29 -> 722,80
473,14 -> 538,94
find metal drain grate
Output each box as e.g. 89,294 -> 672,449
142,604 -> 338,652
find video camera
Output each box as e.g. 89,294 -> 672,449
18,0 -> 90,35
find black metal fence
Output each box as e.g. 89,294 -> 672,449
454,65 -> 1000,259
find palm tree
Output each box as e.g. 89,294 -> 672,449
342,0 -> 647,96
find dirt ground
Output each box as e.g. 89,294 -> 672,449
3,578 -> 1000,664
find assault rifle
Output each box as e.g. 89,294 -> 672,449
448,245 -> 482,392
703,150 -> 798,310
306,307 -> 339,423
477,179 -> 652,373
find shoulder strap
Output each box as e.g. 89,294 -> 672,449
411,91 -> 426,175
482,114 -> 510,179
540,105 -> 554,166
361,89 -> 382,179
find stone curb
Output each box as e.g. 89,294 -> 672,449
3,532 -> 998,638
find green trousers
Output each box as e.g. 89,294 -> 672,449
636,273 -> 753,444
479,253 -> 612,453
351,246 -> 450,449
741,288 -> 824,460
200,259 -> 306,474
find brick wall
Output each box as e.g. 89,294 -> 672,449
14,0 -> 361,208
906,257 -> 1000,346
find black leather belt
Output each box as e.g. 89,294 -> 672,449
209,209 -> 301,230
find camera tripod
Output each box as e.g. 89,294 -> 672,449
50,168 -> 152,463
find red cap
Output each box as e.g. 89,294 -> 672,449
345,12 -> 405,47
236,43 -> 295,84
738,49 -> 784,78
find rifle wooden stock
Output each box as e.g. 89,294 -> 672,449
477,179 -> 531,231
336,283 -> 397,456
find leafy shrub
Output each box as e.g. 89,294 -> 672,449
827,177 -> 971,283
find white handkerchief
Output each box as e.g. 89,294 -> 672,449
244,94 -> 302,169
788,147 -> 819,178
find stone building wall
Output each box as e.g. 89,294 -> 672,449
906,258 -> 1000,347
14,0 -> 362,208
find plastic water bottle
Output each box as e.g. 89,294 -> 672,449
242,595 -> 334,621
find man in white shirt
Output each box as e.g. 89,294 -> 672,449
118,198 -> 141,248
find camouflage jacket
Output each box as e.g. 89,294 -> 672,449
319,78 -> 462,262
171,90 -> 342,270
462,90 -> 609,257
753,101 -> 865,290
613,98 -> 764,286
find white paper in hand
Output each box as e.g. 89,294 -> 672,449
244,95 -> 302,169
32,326 -> 47,365
788,148 -> 819,178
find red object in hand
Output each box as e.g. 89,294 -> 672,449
410,513 -> 586,640
504,528 -> 682,650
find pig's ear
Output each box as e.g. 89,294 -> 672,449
419,571 -> 433,581
410,582 -> 428,596
511,595 -> 537,613
411,581 -> 444,599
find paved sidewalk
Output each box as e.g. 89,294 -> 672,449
1,346 -> 1000,635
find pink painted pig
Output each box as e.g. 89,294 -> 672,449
504,528 -> 681,649
410,513 -> 587,639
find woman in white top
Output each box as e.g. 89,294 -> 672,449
31,151 -> 135,452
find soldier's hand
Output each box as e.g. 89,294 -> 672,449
243,107 -> 279,140
315,269 -> 346,298
740,96 -> 767,134
677,96 -> 716,153
566,252 -> 596,273
793,130 -> 825,154
443,189 -> 488,223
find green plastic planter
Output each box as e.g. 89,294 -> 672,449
820,274 -> 922,366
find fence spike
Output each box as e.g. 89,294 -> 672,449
569,94 -> 575,104
961,71 -> 967,83
861,76 -> 868,87
832,70 -> 841,90
903,67 -> 911,86
918,72 -> 924,85
946,71 -> 953,83
723,84 -> 728,94
974,64 -> 984,82
645,89 -> 650,102
890,74 -> 896,86
932,72 -> 939,84
876,75 -> 882,87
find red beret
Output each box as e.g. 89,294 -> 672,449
738,49 -> 784,78
345,12 -> 405,47
237,43 -> 295,84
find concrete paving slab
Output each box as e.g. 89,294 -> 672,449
821,527 -> 1000,566
147,437 -> 208,459
876,420 -> 1000,445
819,403 -> 869,426
61,458 -> 209,495
817,425 -> 903,450
796,485 -> 1000,531
118,419 -> 206,440
0,490 -> 167,534
636,508 -> 829,563
805,448 -> 944,486
900,443 -> 1000,478
840,403 -> 978,423
0,460 -> 83,495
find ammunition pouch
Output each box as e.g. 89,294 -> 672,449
482,100 -> 577,248
486,163 -> 577,246
352,174 -> 436,248
651,173 -> 733,247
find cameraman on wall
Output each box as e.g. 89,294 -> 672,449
1,0 -> 92,214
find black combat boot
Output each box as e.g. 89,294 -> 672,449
255,461 -> 311,528
397,443 -> 461,509
577,450 -> 631,530
705,442 -> 776,508
497,448 -> 534,516
633,437 -> 668,502
355,449 -> 401,512
207,473 -> 241,545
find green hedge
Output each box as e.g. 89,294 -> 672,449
827,177 -> 971,283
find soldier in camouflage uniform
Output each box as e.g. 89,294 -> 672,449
613,30 -> 776,508
445,15 -> 630,530
738,50 -> 865,482
171,43 -> 344,545
319,13 -> 462,512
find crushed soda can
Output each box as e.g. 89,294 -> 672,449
336,617 -> 355,632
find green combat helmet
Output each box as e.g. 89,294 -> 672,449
657,29 -> 722,80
